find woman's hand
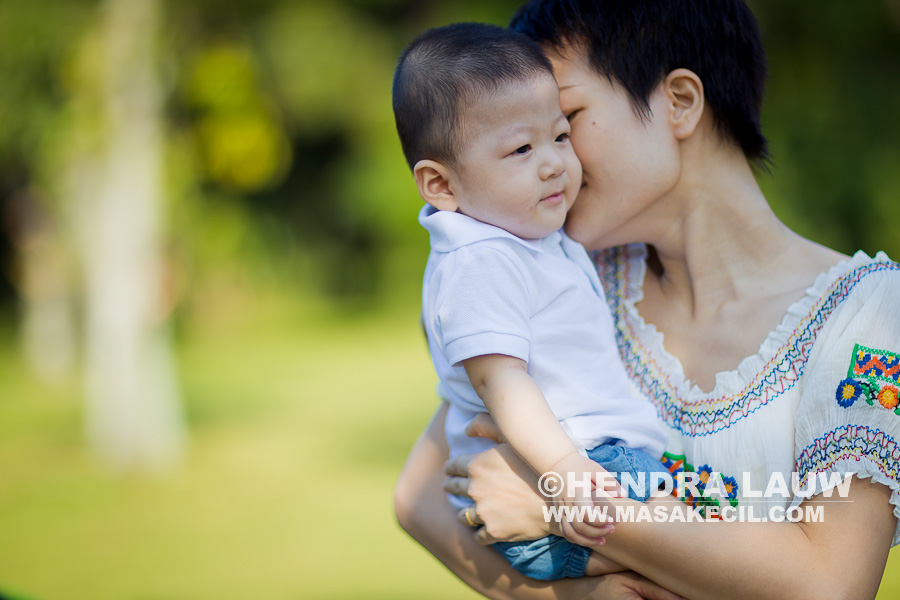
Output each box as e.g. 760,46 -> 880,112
586,572 -> 686,600
444,440 -> 552,544
443,412 -> 550,544
443,412 -> 615,545
396,404 -> 683,600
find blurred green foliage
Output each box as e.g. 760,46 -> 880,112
753,0 -> 900,255
5,0 -> 891,466
1,0 -> 898,314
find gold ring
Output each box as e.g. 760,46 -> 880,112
464,506 -> 477,527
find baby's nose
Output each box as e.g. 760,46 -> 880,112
539,150 -> 565,179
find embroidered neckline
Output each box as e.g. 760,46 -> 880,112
598,245 -> 900,436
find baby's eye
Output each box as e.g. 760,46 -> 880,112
555,132 -> 570,143
511,144 -> 531,156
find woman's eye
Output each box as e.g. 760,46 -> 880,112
555,132 -> 570,143
512,145 -> 531,155
564,109 -> 581,122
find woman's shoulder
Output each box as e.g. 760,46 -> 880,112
806,250 -> 900,322
754,249 -> 900,385
792,249 -> 900,426
793,250 -> 900,546
833,249 -> 900,282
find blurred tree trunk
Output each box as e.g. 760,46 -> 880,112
71,0 -> 185,471
6,187 -> 77,382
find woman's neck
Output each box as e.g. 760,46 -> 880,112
644,142 -> 832,319
635,142 -> 845,390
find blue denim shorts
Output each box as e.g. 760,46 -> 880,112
492,444 -> 664,581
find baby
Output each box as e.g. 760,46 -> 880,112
392,22 -> 668,581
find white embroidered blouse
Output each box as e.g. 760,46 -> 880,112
596,244 -> 900,544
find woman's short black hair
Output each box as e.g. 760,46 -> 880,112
511,0 -> 769,162
392,22 -> 554,170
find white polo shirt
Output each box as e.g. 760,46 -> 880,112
420,205 -> 667,493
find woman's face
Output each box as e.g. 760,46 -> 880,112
548,47 -> 683,251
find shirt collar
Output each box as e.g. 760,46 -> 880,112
418,204 -> 561,254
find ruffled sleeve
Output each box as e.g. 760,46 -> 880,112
793,253 -> 900,544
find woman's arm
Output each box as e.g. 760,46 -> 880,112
451,416 -> 895,600
595,479 -> 894,600
394,403 -> 685,600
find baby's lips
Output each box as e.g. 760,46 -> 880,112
540,191 -> 565,203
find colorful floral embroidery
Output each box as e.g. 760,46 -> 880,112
835,378 -> 863,407
597,246 -> 900,436
834,345 -> 900,414
878,385 -> 900,410
696,464 -> 713,489
721,475 -> 739,499
660,452 -> 739,508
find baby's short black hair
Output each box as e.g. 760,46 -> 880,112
392,22 -> 554,170
511,0 -> 769,162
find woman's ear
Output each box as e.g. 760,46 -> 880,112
414,160 -> 459,212
663,68 -> 705,140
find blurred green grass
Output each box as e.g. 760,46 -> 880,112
0,298 -> 480,600
0,298 -> 898,599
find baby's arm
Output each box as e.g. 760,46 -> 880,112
463,354 -> 614,546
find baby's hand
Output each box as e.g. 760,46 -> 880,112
548,453 -> 620,547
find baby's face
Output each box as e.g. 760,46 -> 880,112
449,74 -> 582,240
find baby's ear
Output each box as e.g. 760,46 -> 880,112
414,160 -> 458,212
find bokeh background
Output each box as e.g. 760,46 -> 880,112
0,0 -> 899,598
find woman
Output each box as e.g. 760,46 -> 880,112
395,1 -> 900,598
